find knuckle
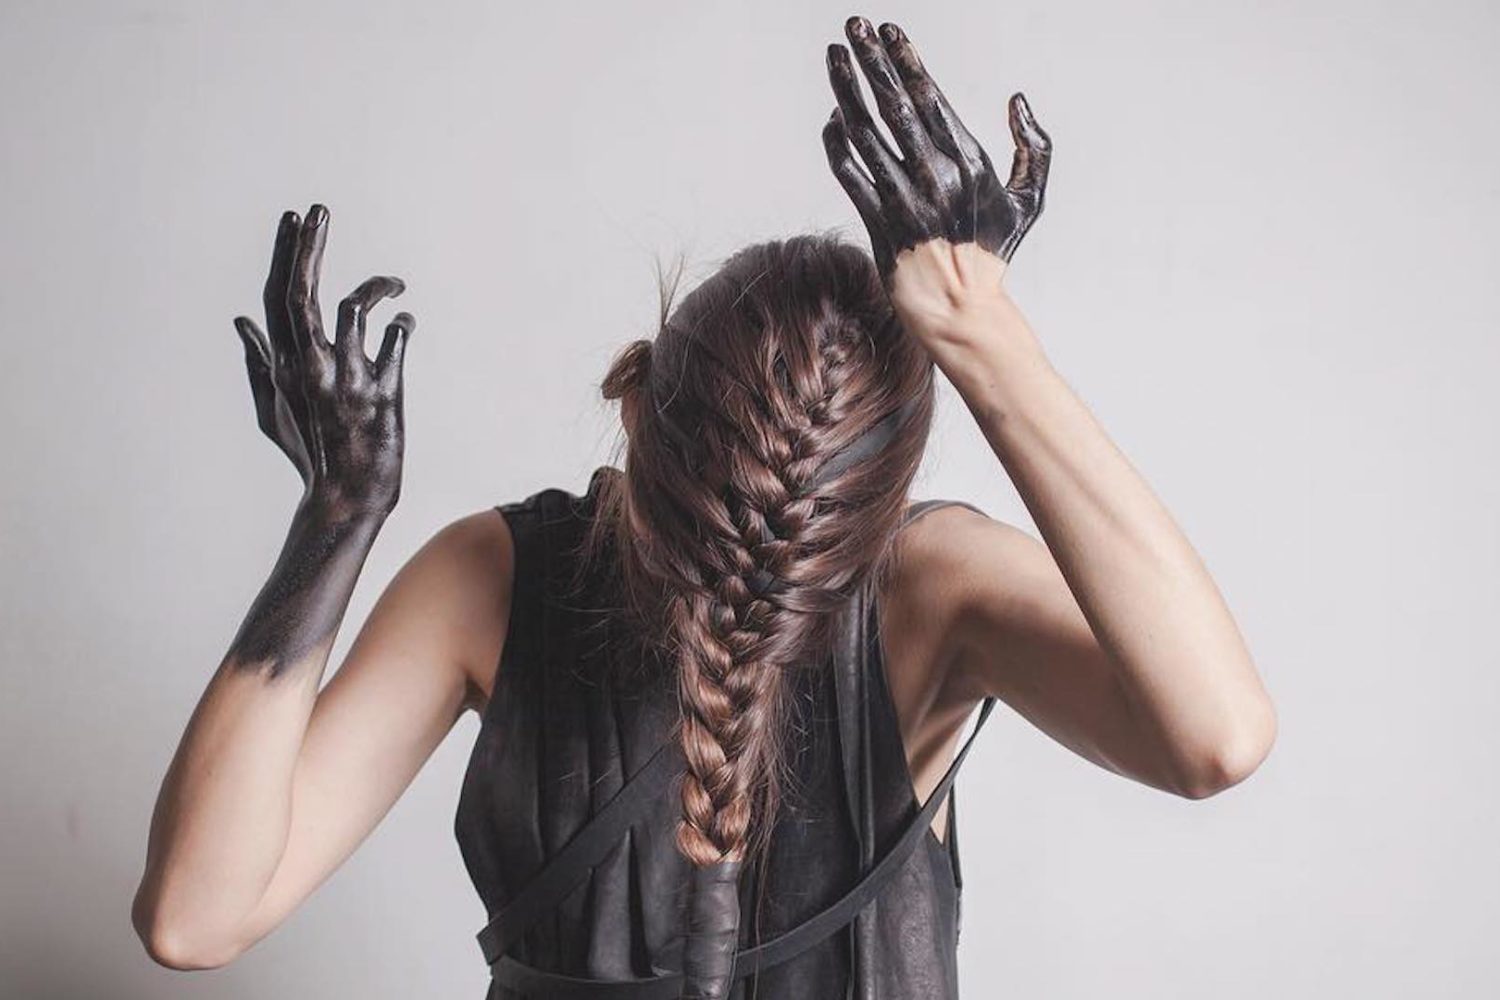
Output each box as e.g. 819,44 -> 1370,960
304,346 -> 334,384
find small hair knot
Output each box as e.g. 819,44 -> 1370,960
601,338 -> 654,400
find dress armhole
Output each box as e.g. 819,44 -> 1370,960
875,497 -> 993,850
480,470 -> 610,726
479,498 -> 541,728
899,497 -> 989,530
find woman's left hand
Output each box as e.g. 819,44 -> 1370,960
821,16 -> 1051,347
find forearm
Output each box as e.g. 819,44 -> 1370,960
932,299 -> 1275,784
134,498 -> 384,963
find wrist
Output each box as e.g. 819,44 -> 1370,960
294,487 -> 390,536
887,239 -> 1035,353
899,284 -> 1054,408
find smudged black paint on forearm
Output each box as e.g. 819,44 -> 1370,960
821,15 -> 1052,278
226,204 -> 415,679
227,501 -> 384,678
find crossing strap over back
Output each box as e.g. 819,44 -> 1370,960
485,699 -> 995,997
476,496 -> 994,995
475,738 -> 681,966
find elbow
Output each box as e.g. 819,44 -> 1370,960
132,889 -> 245,971
1173,697 -> 1278,800
138,931 -> 233,972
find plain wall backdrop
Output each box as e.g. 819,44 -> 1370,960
2,1 -> 1497,997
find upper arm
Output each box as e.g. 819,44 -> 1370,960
911,506 -> 1181,794
235,507 -> 515,946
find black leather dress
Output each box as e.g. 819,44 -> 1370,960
454,466 -> 986,998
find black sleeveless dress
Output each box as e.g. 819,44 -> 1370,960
454,466 -> 988,999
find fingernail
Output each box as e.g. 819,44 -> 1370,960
847,16 -> 869,38
878,22 -> 900,44
309,203 -> 328,226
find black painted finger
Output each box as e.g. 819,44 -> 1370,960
821,109 -> 882,221
288,204 -> 331,355
826,44 -> 909,200
336,276 -> 406,383
822,109 -> 895,273
1006,92 -> 1052,196
879,24 -> 959,160
235,314 -> 271,369
375,311 -> 415,393
235,316 -> 279,437
840,18 -> 934,165
878,23 -> 987,175
261,210 -> 301,364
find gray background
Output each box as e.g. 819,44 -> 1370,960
2,1 -> 1496,997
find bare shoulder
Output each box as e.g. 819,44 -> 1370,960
386,507 -> 515,713
884,502 -> 1035,623
873,502 -> 1038,808
880,503 -> 1040,707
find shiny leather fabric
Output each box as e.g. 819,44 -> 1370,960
455,465 -> 982,999
681,860 -> 744,999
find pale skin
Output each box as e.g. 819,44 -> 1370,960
877,241 -> 1275,839
133,252 -> 1276,974
132,25 -> 1275,975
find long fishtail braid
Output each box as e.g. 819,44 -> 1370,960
594,235 -> 935,999
667,313 -> 880,867
665,325 -> 882,1000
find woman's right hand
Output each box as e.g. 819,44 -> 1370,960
136,206 -> 494,971
234,204 -> 415,521
820,17 -> 1051,280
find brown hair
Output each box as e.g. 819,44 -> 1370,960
588,233 -> 934,867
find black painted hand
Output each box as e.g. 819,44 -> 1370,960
233,205 -> 415,520
821,16 -> 1052,279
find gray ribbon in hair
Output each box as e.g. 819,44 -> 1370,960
744,393 -> 923,598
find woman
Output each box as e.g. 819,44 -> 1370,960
132,16 -> 1276,999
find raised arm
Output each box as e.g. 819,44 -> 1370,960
132,206 -> 509,968
822,17 -> 1275,799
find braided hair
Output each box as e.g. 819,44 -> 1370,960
591,234 -> 935,996
592,233 -> 935,870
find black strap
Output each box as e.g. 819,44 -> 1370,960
476,739 -> 681,967
487,697 -> 997,997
